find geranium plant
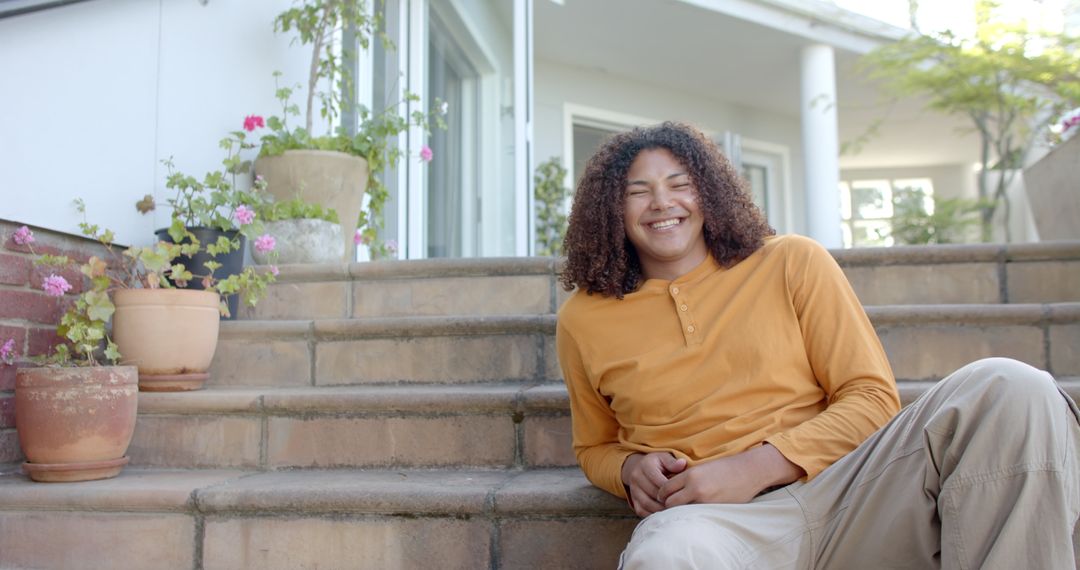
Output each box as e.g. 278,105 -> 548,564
256,191 -> 340,224
259,0 -> 446,258
3,208 -> 202,366
159,115 -> 270,238
147,116 -> 280,310
3,203 -> 279,369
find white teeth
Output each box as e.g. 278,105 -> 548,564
650,219 -> 681,230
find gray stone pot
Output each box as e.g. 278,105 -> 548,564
253,150 -> 368,262
1024,133 -> 1080,240
252,219 -> 345,265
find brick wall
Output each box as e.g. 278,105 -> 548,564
0,220 -> 111,464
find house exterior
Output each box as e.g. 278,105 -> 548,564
0,0 -> 1054,257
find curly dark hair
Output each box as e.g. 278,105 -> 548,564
561,121 -> 774,298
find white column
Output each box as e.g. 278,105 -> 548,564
800,43 -> 842,248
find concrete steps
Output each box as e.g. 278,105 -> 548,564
211,303 -> 1080,387
3,242 -> 1078,568
129,383 -> 565,470
238,242 -> 1080,320
0,467 -> 634,569
129,378 -> 1080,471
835,240 -> 1080,305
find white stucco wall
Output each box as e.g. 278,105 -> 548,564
0,0 -> 309,245
534,59 -> 808,235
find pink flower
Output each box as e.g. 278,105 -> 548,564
234,205 -> 255,225
269,265 -> 279,276
386,239 -> 398,255
0,338 -> 15,365
243,115 -> 265,132
419,145 -> 433,163
12,226 -> 34,246
42,274 -> 72,297
353,229 -> 373,246
254,234 -> 276,254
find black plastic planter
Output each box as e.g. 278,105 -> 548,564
155,226 -> 245,320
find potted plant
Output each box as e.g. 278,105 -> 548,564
3,222 -> 144,482
115,220 -> 277,392
153,115 -> 277,317
251,188 -> 344,264
253,0 -> 445,262
35,200 -> 272,394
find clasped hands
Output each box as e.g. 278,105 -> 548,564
620,444 -> 803,518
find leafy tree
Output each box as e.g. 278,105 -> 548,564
534,158 -> 570,257
861,0 -> 1080,241
890,187 -> 984,245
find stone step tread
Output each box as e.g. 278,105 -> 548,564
270,257 -> 559,283
0,467 -> 627,517
138,383 -> 541,415
223,302 -> 1080,339
138,378 -> 1080,416
243,246 -> 1080,320
262,242 -> 1080,284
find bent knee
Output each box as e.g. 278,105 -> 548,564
621,509 -> 744,569
952,357 -> 1061,406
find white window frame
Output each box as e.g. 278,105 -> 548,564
562,104 -> 791,234
739,137 -> 793,233
397,0 -> 530,259
562,103 -> 658,189
514,0 -> 533,256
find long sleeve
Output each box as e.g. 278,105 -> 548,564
764,237 -> 901,479
556,318 -> 634,499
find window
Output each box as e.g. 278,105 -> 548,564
572,123 -> 621,186
371,0 -> 527,259
839,178 -> 935,247
426,9 -> 480,257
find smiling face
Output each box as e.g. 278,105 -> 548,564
622,148 -> 708,281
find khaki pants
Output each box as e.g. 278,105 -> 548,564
620,358 -> 1080,569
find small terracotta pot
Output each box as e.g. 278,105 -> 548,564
112,288 -> 220,391
15,365 -> 139,482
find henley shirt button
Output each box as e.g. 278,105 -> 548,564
687,325 -> 695,333
671,286 -> 680,295
680,304 -> 688,311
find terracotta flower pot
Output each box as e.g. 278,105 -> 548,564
254,150 -> 368,262
15,365 -> 138,482
112,288 -> 220,392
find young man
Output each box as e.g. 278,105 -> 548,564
556,122 -> 1080,568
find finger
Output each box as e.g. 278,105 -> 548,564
630,470 -> 660,496
657,473 -> 686,504
644,464 -> 670,488
663,487 -> 694,508
630,487 -> 666,516
661,456 -> 688,475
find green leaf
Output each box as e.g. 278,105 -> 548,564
104,341 -> 121,364
84,290 -> 115,323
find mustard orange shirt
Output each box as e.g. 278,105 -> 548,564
556,234 -> 900,499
